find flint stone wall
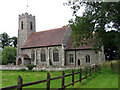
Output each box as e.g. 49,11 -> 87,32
0,65 -> 83,71
0,65 -> 28,70
0,64 -> 97,71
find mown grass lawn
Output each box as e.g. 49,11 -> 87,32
1,61 -> 119,89
1,69 -> 84,88
70,68 -> 119,88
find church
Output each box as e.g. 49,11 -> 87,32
16,12 -> 105,66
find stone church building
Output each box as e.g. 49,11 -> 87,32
16,13 -> 105,66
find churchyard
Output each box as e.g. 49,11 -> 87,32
1,60 -> 119,89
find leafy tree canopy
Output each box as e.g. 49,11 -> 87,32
65,1 -> 120,59
2,46 -> 16,65
0,32 -> 17,48
103,30 -> 120,60
1,32 -> 10,48
67,1 -> 120,44
10,37 -> 17,47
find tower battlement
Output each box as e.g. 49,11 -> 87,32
19,12 -> 35,19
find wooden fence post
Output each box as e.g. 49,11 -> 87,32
96,65 -> 98,72
62,71 -> 65,89
93,65 -> 94,74
85,67 -> 87,79
47,72 -> 50,90
17,75 -> 22,90
95,65 -> 97,72
72,69 -> 74,86
89,66 -> 91,76
80,68 -> 82,82
99,64 -> 101,73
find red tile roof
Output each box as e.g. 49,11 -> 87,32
65,37 -> 93,50
21,26 -> 94,50
21,27 -> 68,49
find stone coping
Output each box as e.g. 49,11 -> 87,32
0,65 -> 28,70
0,64 -> 96,71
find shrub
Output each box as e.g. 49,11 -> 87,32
19,68 -> 27,71
101,61 -> 111,68
2,47 -> 16,65
26,64 -> 36,70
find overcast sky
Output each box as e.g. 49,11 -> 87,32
0,0 -> 84,37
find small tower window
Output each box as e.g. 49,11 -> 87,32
30,22 -> 33,30
21,21 -> 23,30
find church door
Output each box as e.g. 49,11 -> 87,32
18,58 -> 22,65
78,59 -> 80,66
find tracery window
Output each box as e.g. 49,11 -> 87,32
53,48 -> 59,62
86,54 -> 90,63
69,54 -> 74,63
41,49 -> 46,62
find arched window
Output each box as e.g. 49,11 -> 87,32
86,54 -> 90,63
21,21 -> 23,29
69,54 -> 73,63
41,49 -> 46,62
30,22 -> 32,30
31,50 -> 35,62
53,48 -> 59,62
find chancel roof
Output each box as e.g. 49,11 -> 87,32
65,37 -> 93,50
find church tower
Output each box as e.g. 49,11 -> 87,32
17,12 -> 36,58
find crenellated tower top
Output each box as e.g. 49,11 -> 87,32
19,12 -> 35,19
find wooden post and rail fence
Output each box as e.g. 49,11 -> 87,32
1,64 -> 101,90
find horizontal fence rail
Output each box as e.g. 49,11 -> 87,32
1,64 -> 101,90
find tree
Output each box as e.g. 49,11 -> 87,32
10,36 -> 17,47
2,47 -> 16,65
66,1 -> 120,59
1,32 -> 10,48
103,30 -> 120,60
0,32 -> 17,48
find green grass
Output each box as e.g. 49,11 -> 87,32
69,60 -> 119,88
70,68 -> 118,88
1,69 -> 84,88
1,61 -> 119,88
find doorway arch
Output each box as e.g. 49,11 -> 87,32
18,58 -> 22,65
78,59 -> 80,66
